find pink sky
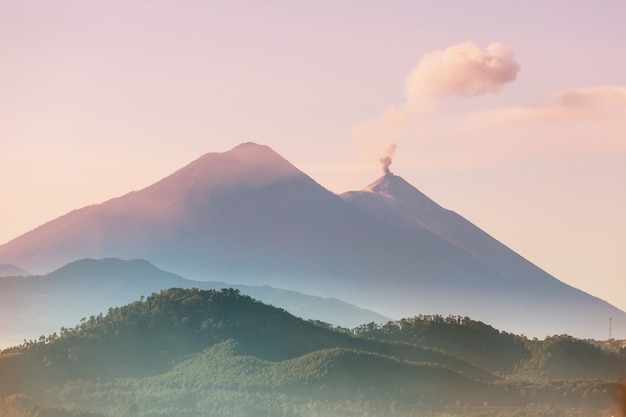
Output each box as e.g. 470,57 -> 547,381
1,1 -> 625,320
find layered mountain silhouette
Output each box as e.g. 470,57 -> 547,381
1,288 -> 619,416
0,264 -> 30,277
0,258 -> 390,349
1,142 -> 623,338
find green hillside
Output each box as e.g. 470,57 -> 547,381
354,315 -> 626,380
0,288 -> 623,417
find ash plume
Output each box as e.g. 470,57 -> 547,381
352,42 -> 520,180
379,142 -> 397,175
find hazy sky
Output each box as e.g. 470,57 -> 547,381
1,1 -> 625,317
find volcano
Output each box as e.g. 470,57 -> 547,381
0,143 -> 623,338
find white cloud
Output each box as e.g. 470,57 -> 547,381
474,86 -> 626,125
405,42 -> 520,99
354,41 -> 521,141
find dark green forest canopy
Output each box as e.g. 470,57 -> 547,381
1,288 -> 491,387
1,288 -> 625,417
352,315 -> 626,380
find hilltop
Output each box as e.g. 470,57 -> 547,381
1,289 -> 624,417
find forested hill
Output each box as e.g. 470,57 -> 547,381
0,288 -> 490,393
1,288 -> 624,417
353,315 -> 626,380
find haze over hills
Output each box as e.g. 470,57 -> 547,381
3,288 -> 620,417
0,142 -> 623,339
0,264 -> 30,277
0,258 -> 390,349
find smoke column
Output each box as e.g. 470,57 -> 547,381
354,41 -> 519,175
379,142 -> 397,175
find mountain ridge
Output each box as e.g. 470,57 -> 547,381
0,257 -> 391,349
0,142 -> 623,339
1,288 -> 619,417
0,264 -> 30,277
342,173 -> 564,285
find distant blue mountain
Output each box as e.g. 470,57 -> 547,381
0,263 -> 30,277
0,258 -> 391,349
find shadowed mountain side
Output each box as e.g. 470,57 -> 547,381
0,258 -> 390,350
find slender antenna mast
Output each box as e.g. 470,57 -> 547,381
609,317 -> 612,341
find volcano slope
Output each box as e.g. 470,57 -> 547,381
0,142 -> 623,338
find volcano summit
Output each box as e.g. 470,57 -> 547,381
0,143 -> 622,338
